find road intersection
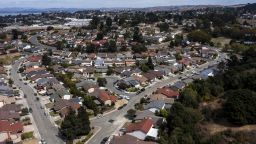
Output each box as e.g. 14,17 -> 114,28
26,33 -> 226,144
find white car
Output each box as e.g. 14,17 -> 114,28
125,96 -> 130,100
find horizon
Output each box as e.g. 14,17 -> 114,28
0,0 -> 255,9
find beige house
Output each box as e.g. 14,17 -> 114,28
0,96 -> 16,108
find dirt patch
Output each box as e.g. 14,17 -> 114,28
22,138 -> 39,144
115,99 -> 128,109
211,37 -> 231,48
0,52 -> 20,65
199,122 -> 256,136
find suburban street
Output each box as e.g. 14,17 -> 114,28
88,51 -> 226,144
29,34 -> 56,50
27,32 -> 227,144
10,59 -> 64,144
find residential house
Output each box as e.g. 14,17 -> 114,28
0,95 -> 16,107
114,60 -> 125,67
110,135 -> 156,144
126,118 -> 158,140
83,67 -> 95,78
134,110 -> 165,127
52,84 -> 71,99
0,120 -> 23,134
125,59 -> 136,67
82,60 -> 93,66
0,104 -> 21,121
97,90 -> 117,106
144,100 -> 166,113
26,55 -> 42,63
149,94 -> 174,104
94,58 -> 105,67
172,81 -> 186,91
132,75 -> 148,85
53,98 -> 80,117
156,87 -> 179,99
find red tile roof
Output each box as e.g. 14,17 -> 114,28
126,119 -> 153,134
25,67 -> 45,73
0,120 -> 23,134
27,55 -> 42,62
98,90 -> 117,103
156,87 -> 179,98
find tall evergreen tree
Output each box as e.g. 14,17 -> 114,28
147,56 -> 154,70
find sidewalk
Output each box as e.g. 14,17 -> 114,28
19,90 -> 41,140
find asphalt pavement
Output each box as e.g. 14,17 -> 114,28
27,33 -> 227,144
88,52 -> 227,144
10,59 -> 64,144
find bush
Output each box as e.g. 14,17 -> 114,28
21,132 -> 34,140
187,29 -> 211,44
21,108 -> 29,116
223,89 -> 256,125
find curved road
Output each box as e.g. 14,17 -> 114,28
28,33 -> 226,144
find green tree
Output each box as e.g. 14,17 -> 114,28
96,32 -> 104,40
106,67 -> 114,75
131,43 -> 147,53
106,17 -> 112,27
0,33 -> 7,39
127,109 -> 136,118
56,40 -> 65,50
107,40 -> 117,52
140,64 -> 150,72
187,30 -> 211,44
133,27 -> 144,43
175,53 -> 182,61
97,77 -> 107,87
60,107 -> 91,142
86,43 -> 96,53
42,54 -> 51,66
147,56 -> 154,70
12,29 -> 19,40
8,79 -> 13,86
90,16 -> 100,29
180,88 -> 198,108
157,22 -> 170,32
224,89 -> 256,125
46,26 -> 54,31
83,96 -> 99,115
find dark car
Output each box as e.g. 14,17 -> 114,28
101,137 -> 109,144
117,106 -> 123,110
117,104 -> 127,110
108,119 -> 114,123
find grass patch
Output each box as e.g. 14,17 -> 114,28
50,111 -> 59,117
45,102 -> 54,109
127,87 -> 139,92
211,37 -> 231,48
21,131 -> 34,140
81,132 -> 93,143
55,119 -> 62,126
0,53 -> 20,65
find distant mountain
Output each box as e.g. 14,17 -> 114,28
0,7 -> 84,14
241,3 -> 256,11
0,3 -> 254,14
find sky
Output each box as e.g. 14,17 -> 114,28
0,0 -> 255,8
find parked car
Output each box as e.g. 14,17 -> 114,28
108,119 -> 114,123
101,137 -> 109,144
